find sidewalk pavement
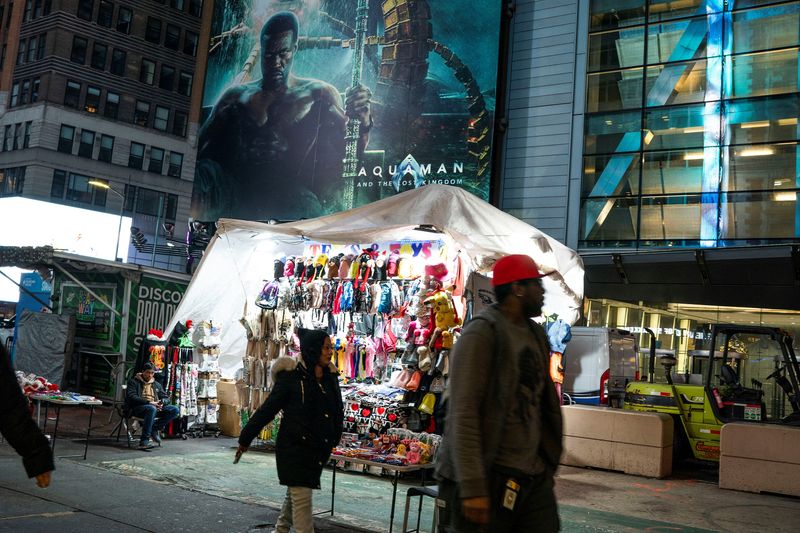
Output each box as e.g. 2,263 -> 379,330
2,405 -> 799,532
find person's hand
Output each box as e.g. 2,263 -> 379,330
35,471 -> 51,488
462,496 -> 490,525
345,84 -> 372,128
149,401 -> 159,407
234,445 -> 248,464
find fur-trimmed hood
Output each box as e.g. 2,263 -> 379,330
270,356 -> 338,383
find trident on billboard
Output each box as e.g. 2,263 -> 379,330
341,0 -> 369,210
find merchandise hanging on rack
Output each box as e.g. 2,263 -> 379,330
164,185 -> 586,447
188,320 -> 221,438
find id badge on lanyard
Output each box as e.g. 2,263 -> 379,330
502,478 -> 520,511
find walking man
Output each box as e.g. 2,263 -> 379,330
436,254 -> 563,532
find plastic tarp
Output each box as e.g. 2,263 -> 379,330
14,310 -> 74,387
166,184 -> 584,377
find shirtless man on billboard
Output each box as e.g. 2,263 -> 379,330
193,11 -> 372,222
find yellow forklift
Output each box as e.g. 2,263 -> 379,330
623,325 -> 800,461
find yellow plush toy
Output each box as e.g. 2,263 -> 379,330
424,290 -> 460,330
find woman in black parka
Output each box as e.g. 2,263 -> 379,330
237,328 -> 343,533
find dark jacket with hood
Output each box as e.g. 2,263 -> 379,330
239,355 -> 344,489
0,344 -> 55,478
124,372 -> 169,414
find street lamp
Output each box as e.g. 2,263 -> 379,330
88,180 -> 125,262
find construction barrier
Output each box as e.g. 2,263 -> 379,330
719,422 -> 800,497
560,405 -> 673,478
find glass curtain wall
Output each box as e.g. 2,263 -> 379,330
582,0 -> 800,248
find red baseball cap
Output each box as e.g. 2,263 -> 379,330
492,254 -> 545,286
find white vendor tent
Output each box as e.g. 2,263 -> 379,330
166,184 -> 584,378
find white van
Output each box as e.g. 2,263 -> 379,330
562,327 -> 638,406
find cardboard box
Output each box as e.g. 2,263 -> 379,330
216,380 -> 238,406
218,404 -> 241,437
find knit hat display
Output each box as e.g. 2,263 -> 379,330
297,328 -> 329,368
491,254 -> 545,286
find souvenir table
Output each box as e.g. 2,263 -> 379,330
321,454 -> 436,533
29,393 -> 103,460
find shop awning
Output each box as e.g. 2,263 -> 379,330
166,185 -> 585,375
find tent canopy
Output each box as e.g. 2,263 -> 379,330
167,185 -> 584,377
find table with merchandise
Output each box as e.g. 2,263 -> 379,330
322,430 -> 440,533
29,392 -> 103,460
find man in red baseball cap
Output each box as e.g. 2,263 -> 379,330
436,254 -> 562,532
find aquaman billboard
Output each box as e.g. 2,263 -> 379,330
192,0 -> 503,222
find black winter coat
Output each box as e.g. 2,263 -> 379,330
239,356 -> 344,489
124,373 -> 169,415
0,346 -> 54,478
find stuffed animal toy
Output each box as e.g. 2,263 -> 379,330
425,290 -> 461,330
284,257 -> 295,278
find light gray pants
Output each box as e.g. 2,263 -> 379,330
275,486 -> 314,533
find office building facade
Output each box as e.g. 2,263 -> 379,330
0,0 -> 206,272
500,0 -> 799,345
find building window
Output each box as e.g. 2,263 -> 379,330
170,0 -> 184,11
154,106 -> 169,131
30,78 -> 40,102
37,33 -> 46,60
78,129 -> 95,158
1,45 -> 6,69
9,82 -> 19,107
71,36 -> 87,64
64,80 -> 81,108
77,0 -> 93,20
12,124 -> 21,150
148,147 -> 164,174
134,100 -> 150,127
24,0 -> 32,21
2,126 -> 11,152
51,169 -> 66,198
145,17 -> 162,44
20,79 -> 30,105
172,111 -> 187,137
110,48 -> 126,76
116,6 -> 131,34
139,59 -> 155,84
58,124 -> 75,153
66,173 -> 100,204
123,184 -> 136,211
104,91 -> 119,119
23,121 -> 31,148
16,39 -> 26,65
159,65 -> 175,90
27,37 -> 37,62
165,24 -> 180,50
183,31 -> 198,56
135,187 -> 165,217
178,71 -> 193,96
128,142 -> 144,169
97,0 -> 113,27
0,167 -> 26,197
90,42 -> 107,69
189,0 -> 202,17
167,152 -> 183,177
5,3 -> 13,28
98,134 -> 114,162
85,86 -> 100,113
